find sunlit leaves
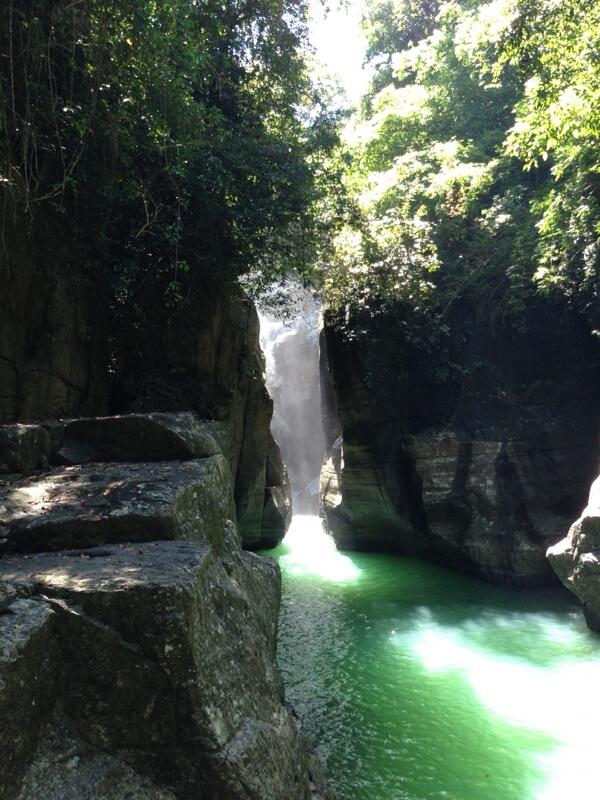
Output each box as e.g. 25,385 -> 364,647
322,0 -> 600,325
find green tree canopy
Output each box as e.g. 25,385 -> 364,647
0,0 -> 339,304
318,0 -> 600,330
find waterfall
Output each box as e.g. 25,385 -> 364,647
259,284 -> 325,515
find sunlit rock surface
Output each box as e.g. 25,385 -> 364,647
0,457 -> 232,555
0,412 -> 331,800
548,476 -> 600,632
320,301 -> 600,585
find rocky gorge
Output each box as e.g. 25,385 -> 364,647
2,0 -> 600,796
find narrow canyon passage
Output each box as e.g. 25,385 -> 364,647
2,2 -> 600,798
259,298 -> 600,800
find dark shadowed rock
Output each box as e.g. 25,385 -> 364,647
0,599 -> 57,798
0,457 -> 232,554
320,300 -> 600,584
0,205 -> 111,426
0,425 -> 52,475
256,434 -> 292,549
55,413 -> 226,464
261,485 -> 293,549
18,715 -> 178,800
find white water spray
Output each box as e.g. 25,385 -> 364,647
259,284 -> 325,515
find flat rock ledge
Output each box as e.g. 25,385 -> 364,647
0,413 -> 330,800
548,475 -> 600,632
0,457 -> 232,555
0,411 -> 291,550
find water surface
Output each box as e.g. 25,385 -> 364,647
262,516 -> 600,800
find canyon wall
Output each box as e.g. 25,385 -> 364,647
0,210 -> 111,424
320,298 -> 600,585
0,216 -> 304,796
0,220 -> 289,548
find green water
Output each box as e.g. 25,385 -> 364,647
262,515 -> 600,800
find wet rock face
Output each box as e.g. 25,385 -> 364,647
548,477 -> 600,632
0,412 -> 331,800
320,300 -> 600,585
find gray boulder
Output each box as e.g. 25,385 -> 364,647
0,411 -> 331,799
0,538 -> 332,799
548,476 -> 600,631
0,599 -> 57,798
0,457 -> 232,555
54,413 -> 226,464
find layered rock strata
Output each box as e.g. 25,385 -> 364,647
320,301 -> 600,584
0,413 -> 327,800
0,411 -> 290,550
0,253 -> 290,550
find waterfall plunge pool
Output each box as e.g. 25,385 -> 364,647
261,515 -> 600,800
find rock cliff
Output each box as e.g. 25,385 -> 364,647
0,209 -> 111,425
0,413 -> 330,800
548,475 -> 600,632
320,299 -> 600,585
0,230 -> 289,549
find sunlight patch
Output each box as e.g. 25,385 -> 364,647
393,612 -> 600,800
280,515 -> 361,582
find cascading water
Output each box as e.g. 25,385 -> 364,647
259,285 -> 325,514
258,290 -> 600,800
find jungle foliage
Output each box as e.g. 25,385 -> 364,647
319,0 -> 600,330
0,0 -> 339,305
2,0 -> 599,328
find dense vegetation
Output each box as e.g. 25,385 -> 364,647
0,0 -> 337,306
319,0 -> 600,332
2,0 -> 599,329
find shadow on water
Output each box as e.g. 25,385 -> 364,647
262,516 -> 600,800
